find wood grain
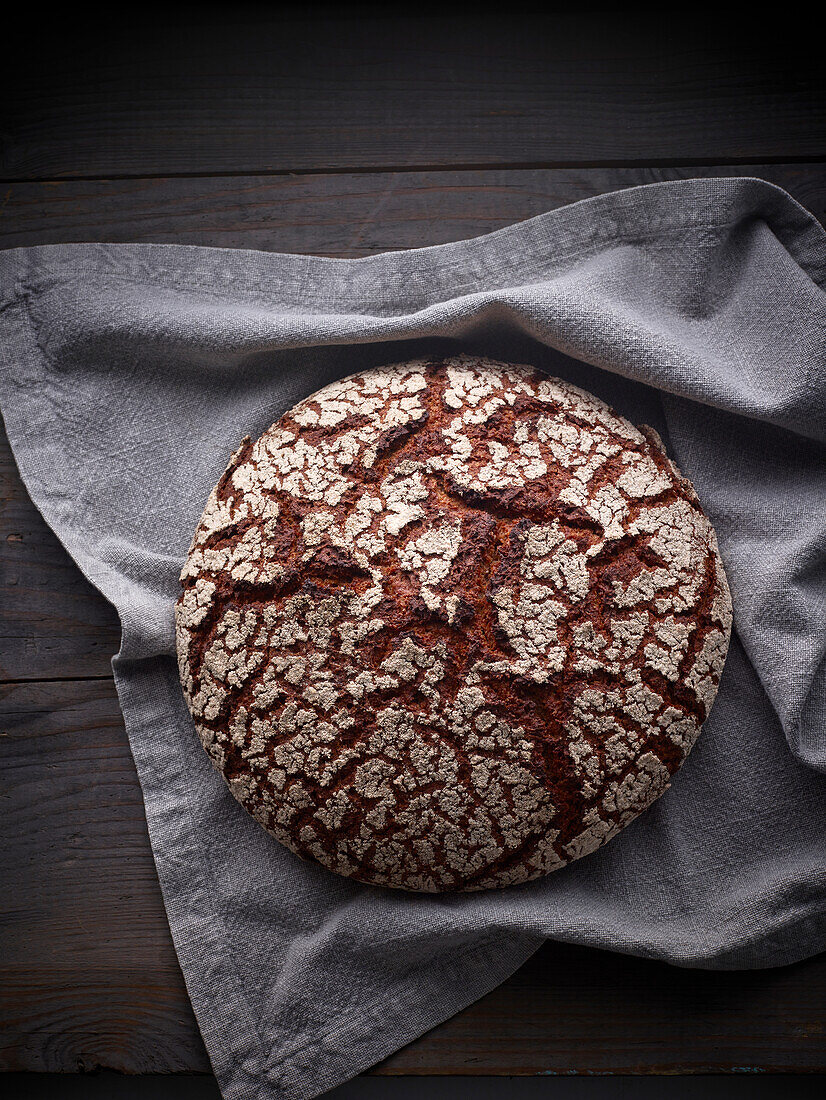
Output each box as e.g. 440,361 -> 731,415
0,416 -> 121,681
1,971 -> 209,1075
1,678 -> 825,1075
378,944 -> 826,1075
2,165 -> 824,255
2,14 -> 824,179
0,678 -> 207,1073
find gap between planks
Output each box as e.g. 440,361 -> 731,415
3,154 -> 826,186
0,675 -> 115,685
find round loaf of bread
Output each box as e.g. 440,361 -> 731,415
176,356 -> 732,892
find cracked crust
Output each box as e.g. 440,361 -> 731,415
176,355 -> 732,892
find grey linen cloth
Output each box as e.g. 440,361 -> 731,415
1,177 -> 825,1100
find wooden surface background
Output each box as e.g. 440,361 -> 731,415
1,7 -> 825,1084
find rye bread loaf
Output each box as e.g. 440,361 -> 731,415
176,355 -> 732,892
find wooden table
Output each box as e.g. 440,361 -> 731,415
2,10 -> 825,1088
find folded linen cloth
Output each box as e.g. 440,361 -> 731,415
1,177 -> 825,1100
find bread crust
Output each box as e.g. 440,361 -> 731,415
176,356 -> 732,892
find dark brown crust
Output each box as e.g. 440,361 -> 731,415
176,356 -> 732,892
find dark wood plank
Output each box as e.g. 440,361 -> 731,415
380,944 -> 826,1075
0,678 -> 207,1073
0,415 -> 121,681
1,971 -> 209,1075
2,14 -> 824,179
2,166 -> 825,255
1,679 -> 825,1075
